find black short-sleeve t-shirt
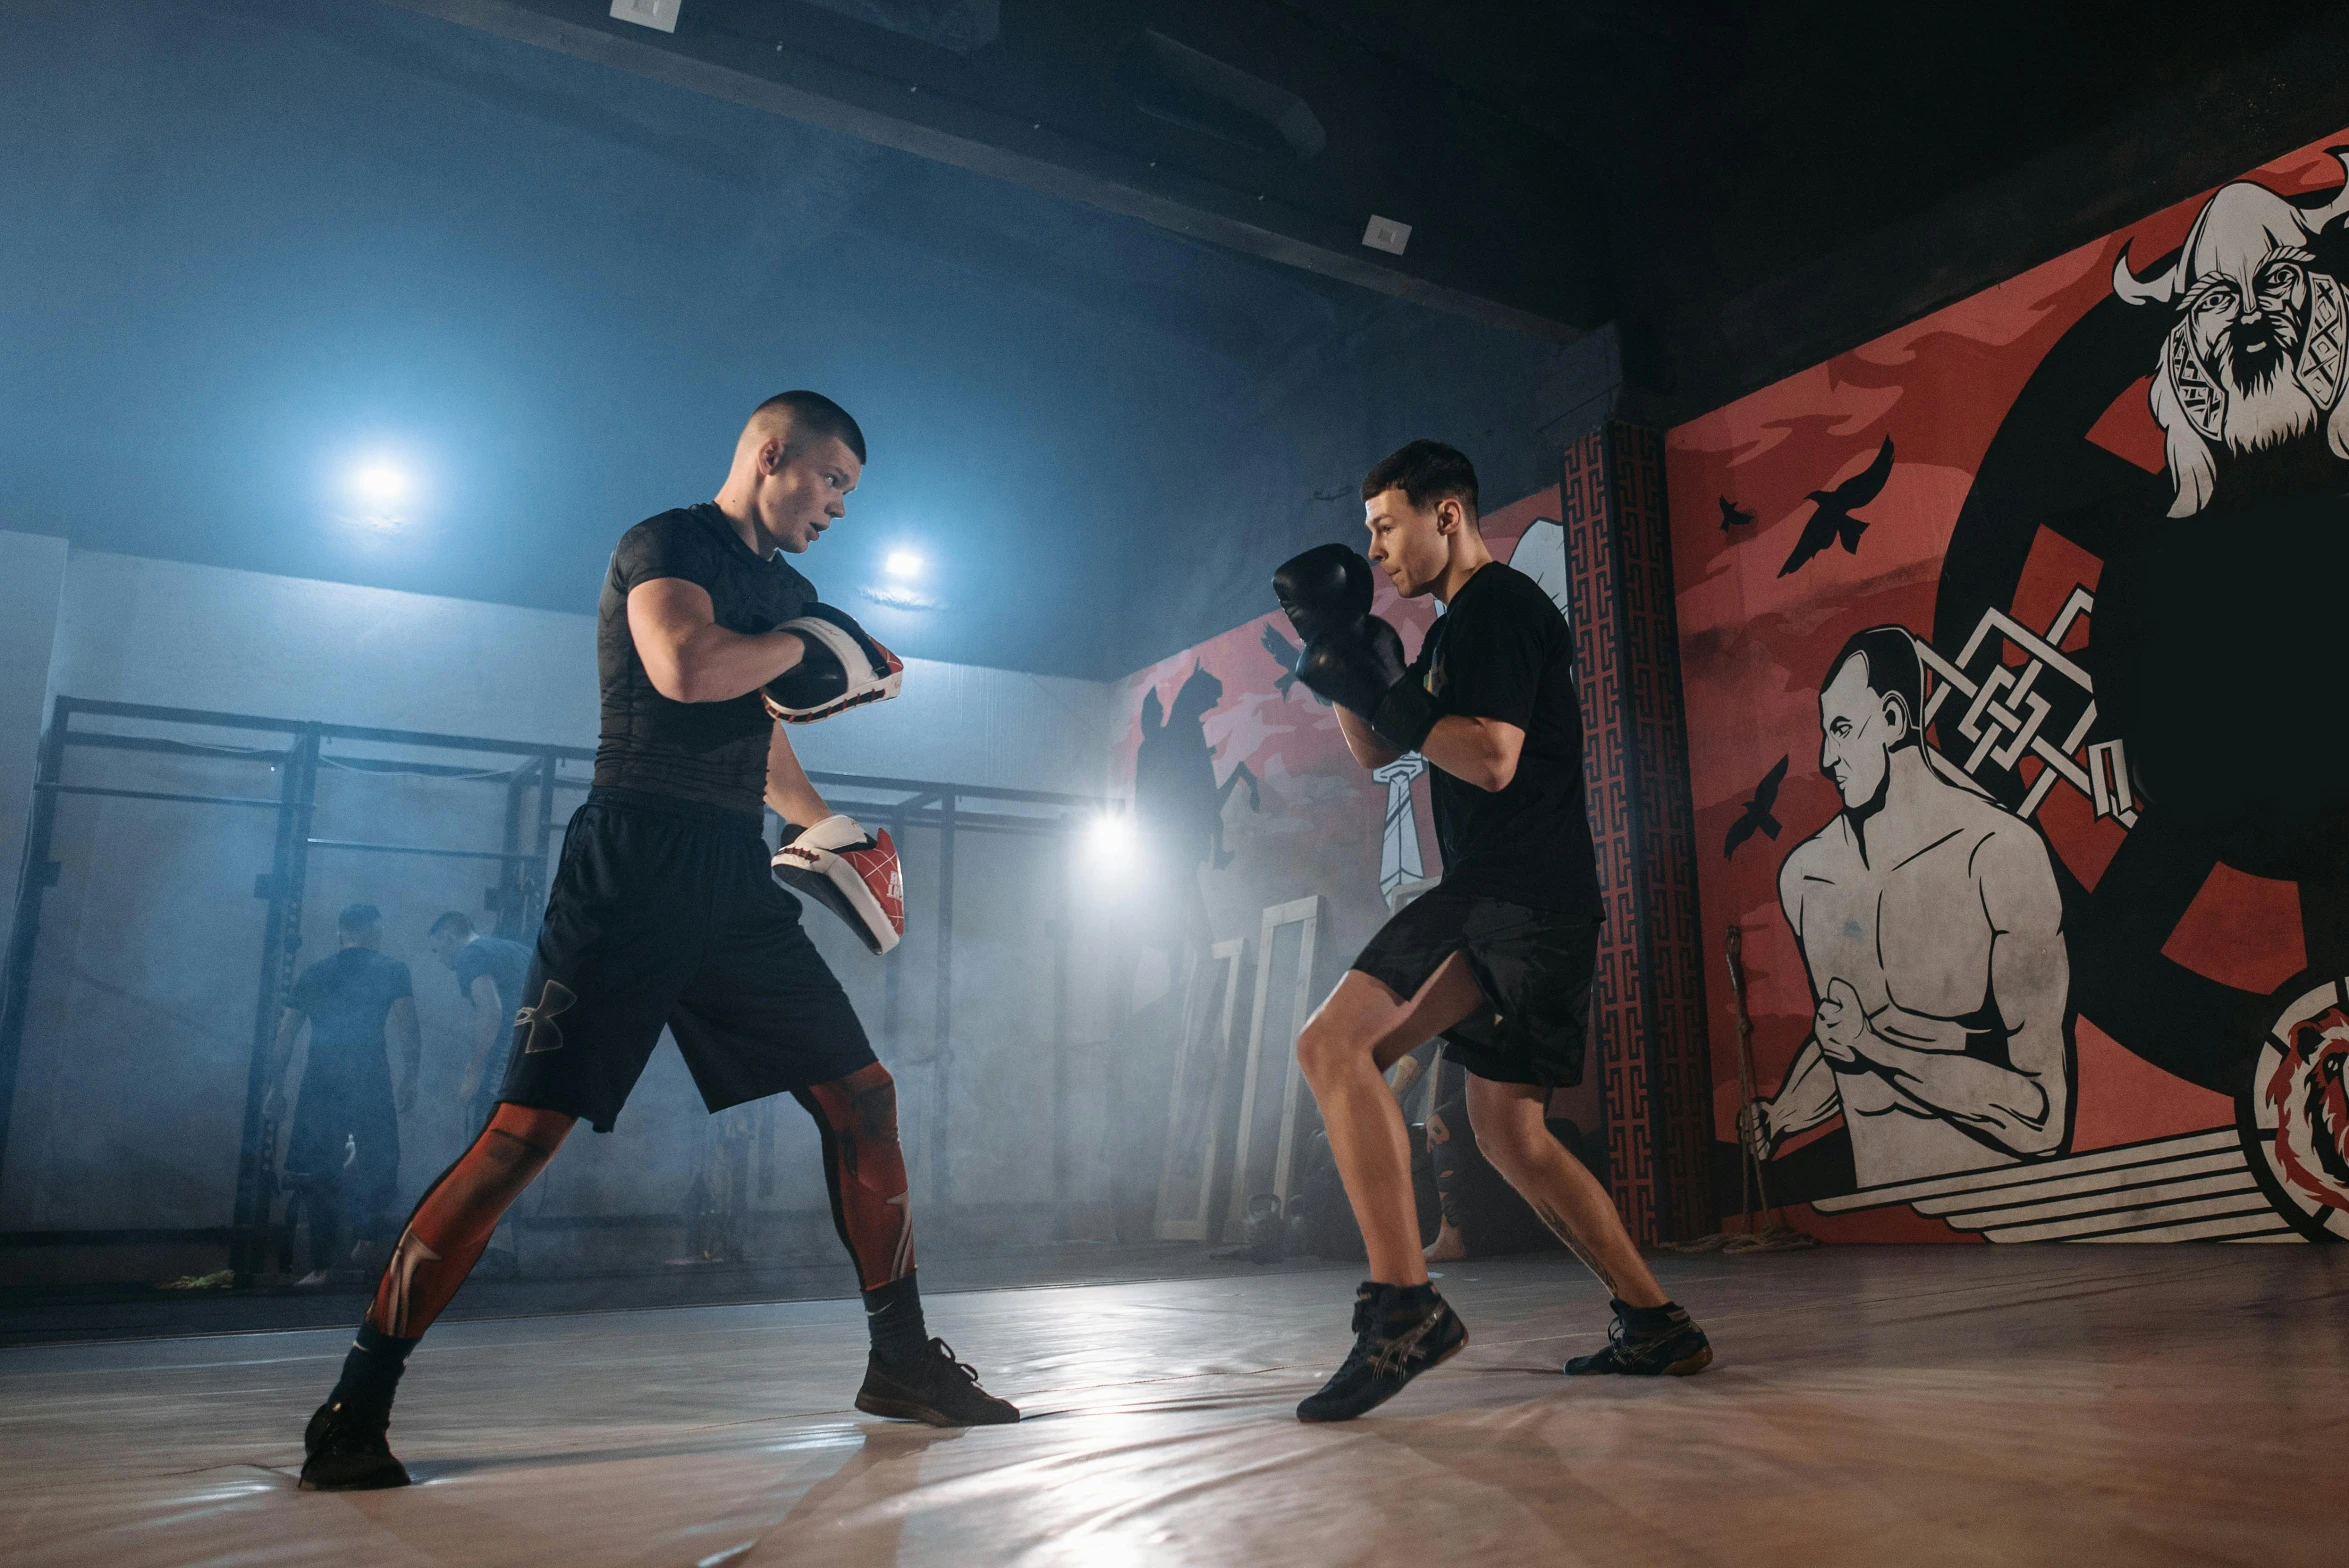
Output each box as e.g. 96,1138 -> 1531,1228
1408,561 -> 1603,918
594,503 -> 817,814
451,935 -> 531,1021
289,946 -> 414,1094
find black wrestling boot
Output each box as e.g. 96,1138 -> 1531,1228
1563,1299 -> 1713,1377
299,1397 -> 412,1491
1296,1281 -> 1468,1423
855,1338 -> 1020,1427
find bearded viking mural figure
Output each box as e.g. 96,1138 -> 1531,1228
2114,151 -> 2349,516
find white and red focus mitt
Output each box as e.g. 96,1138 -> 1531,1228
763,604 -> 903,724
773,815 -> 904,955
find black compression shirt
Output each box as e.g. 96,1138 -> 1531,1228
288,946 -> 413,1100
593,504 -> 816,814
1407,560 -> 1603,918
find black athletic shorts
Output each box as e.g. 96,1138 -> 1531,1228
500,787 -> 876,1132
1350,888 -> 1599,1088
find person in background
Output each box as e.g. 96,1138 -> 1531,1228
264,904 -> 419,1287
427,910 -> 534,1277
427,911 -> 532,1134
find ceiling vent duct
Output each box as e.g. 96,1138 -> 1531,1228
798,0 -> 999,54
1118,30 -> 1326,162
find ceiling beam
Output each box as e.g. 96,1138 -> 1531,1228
380,0 -> 1596,341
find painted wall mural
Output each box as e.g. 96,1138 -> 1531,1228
1669,131 -> 2349,1243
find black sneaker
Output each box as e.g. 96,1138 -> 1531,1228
1563,1300 -> 1713,1377
1296,1282 -> 1469,1423
299,1398 -> 411,1491
855,1339 -> 1020,1426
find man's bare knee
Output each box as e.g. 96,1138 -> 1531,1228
1296,1015 -> 1372,1085
1471,1123 -> 1540,1181
1465,1093 -> 1550,1181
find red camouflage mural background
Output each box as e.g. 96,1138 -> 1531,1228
1669,129 -> 2349,1243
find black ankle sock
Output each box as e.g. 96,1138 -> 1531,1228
1365,1281 -> 1440,1322
1617,1299 -> 1683,1333
329,1322 -> 418,1411
862,1273 -> 929,1363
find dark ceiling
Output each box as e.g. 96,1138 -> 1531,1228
397,0 -> 2349,417
8,0 -> 2348,679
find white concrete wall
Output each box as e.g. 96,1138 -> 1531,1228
47,549 -> 1113,795
0,533 -> 70,964
1,536 -> 1118,1281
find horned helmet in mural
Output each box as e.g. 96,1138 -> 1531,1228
2114,150 -> 2349,516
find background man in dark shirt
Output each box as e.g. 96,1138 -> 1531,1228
427,911 -> 531,1133
428,911 -> 533,1278
264,903 -> 419,1286
1273,439 -> 1712,1422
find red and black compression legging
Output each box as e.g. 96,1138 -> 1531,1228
366,1063 -> 913,1339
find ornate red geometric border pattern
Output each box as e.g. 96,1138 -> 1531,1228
1563,422 -> 1717,1244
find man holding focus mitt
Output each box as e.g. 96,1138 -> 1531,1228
1273,439 -> 1711,1423
295,391 -> 1014,1495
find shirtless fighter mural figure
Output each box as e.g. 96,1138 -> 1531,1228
1749,626 -> 2075,1188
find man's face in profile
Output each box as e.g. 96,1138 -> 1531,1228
1819,653 -> 1900,812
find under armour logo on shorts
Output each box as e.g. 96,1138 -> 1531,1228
516,979 -> 577,1054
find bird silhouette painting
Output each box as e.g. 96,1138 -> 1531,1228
1724,755 -> 1790,858
1719,496 -> 1755,531
1260,621 -> 1329,703
1778,436 -> 1894,577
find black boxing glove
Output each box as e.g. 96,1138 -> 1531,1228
1272,543 -> 1375,645
1296,615 -> 1439,752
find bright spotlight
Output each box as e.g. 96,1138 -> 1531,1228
1085,812 -> 1139,874
884,549 -> 923,579
350,461 -> 409,506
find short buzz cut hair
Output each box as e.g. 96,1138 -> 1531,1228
337,903 -> 383,934
751,390 -> 866,464
1829,626 -> 1926,747
1361,439 -> 1479,519
429,911 -> 474,940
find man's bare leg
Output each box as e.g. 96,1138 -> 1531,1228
1295,955 -> 1487,1285
1463,1075 -> 1711,1375
1460,1077 -> 1666,1306
1290,955 -> 1486,1421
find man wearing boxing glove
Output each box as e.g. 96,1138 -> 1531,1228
1275,439 -> 1710,1423
298,392 -> 1014,1494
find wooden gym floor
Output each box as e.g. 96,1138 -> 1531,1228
3,1245 -> 2343,1566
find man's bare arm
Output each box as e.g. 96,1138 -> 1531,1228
628,578 -> 808,704
1759,854 -> 1844,1150
263,1007 -> 305,1119
1852,830 -> 2069,1155
1758,1039 -> 1841,1148
764,723 -> 831,828
1333,707 -> 1523,791
459,974 -> 503,1100
1419,716 -> 1524,792
390,996 -> 422,1115
1332,705 -> 1402,769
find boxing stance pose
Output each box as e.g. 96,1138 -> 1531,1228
1276,439 -> 1711,1422
300,391 -> 1016,1491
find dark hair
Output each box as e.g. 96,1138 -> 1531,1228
1361,439 -> 1479,518
753,390 -> 866,464
1829,626 -> 1924,746
429,911 -> 474,939
337,903 -> 383,934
